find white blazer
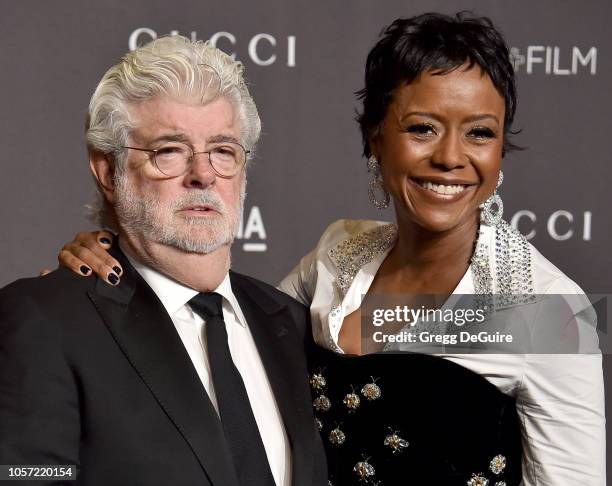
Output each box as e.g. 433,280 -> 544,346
279,218 -> 605,486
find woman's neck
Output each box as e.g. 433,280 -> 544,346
380,214 -> 480,294
338,215 -> 482,355
395,216 -> 478,268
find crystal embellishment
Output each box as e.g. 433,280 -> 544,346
343,392 -> 361,410
329,427 -> 346,446
474,221 -> 535,300
493,221 -> 535,306
489,454 -> 506,475
328,220 -> 535,322
328,223 -> 396,296
309,373 -> 327,391
467,473 -> 489,486
353,460 -> 375,480
315,418 -> 323,431
361,382 -> 381,401
471,229 -> 493,296
313,395 -> 331,412
384,432 -> 409,453
495,482 -> 506,486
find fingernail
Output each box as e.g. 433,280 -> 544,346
108,273 -> 119,285
113,266 -> 122,275
100,237 -> 111,245
80,266 -> 91,275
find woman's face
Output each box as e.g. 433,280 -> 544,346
372,65 -> 505,233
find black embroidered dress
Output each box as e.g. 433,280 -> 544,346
309,346 -> 522,486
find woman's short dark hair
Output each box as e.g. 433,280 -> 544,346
357,12 -> 518,157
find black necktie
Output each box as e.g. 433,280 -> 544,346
189,293 -> 276,486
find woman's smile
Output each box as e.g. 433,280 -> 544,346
409,177 -> 477,200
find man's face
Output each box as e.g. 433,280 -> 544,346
113,96 -> 245,254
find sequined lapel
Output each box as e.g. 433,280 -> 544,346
327,220 -> 534,310
327,223 -> 397,297
471,220 -> 536,310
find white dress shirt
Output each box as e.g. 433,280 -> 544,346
123,248 -> 291,486
278,219 -> 605,486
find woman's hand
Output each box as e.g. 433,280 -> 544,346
57,230 -> 122,285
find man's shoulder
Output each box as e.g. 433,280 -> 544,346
230,271 -> 311,341
230,271 -> 307,311
0,268 -> 104,354
0,267 -> 97,311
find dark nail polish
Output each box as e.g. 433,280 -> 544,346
108,273 -> 119,285
113,266 -> 122,275
80,266 -> 90,275
99,237 -> 111,245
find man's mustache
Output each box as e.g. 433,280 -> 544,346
172,191 -> 226,214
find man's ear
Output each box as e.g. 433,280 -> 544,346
90,151 -> 116,203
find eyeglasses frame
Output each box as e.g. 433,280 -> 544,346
121,141 -> 250,179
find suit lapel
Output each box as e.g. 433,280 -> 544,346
230,272 -> 315,486
87,248 -> 239,486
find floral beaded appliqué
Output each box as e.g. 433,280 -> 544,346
467,473 -> 489,486
309,373 -> 327,392
489,454 -> 506,475
467,454 -> 508,486
343,391 -> 361,411
383,431 -> 409,454
313,395 -> 331,413
329,427 -> 346,446
353,460 -> 376,481
360,378 -> 382,401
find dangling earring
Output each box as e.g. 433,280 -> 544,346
367,155 -> 390,210
480,170 -> 504,226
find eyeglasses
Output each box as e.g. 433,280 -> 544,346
122,141 -> 249,178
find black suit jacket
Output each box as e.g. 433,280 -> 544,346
0,249 -> 327,486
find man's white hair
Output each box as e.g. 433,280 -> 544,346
86,35 -> 260,229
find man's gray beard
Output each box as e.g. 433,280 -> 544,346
114,174 -> 244,254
